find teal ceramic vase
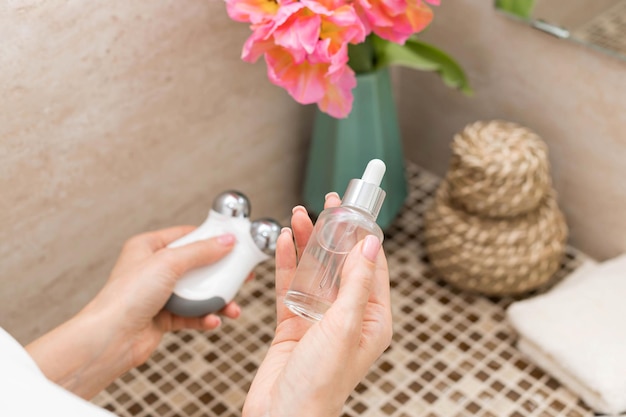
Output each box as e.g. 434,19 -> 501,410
303,66 -> 408,230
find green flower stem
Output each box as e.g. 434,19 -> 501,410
348,34 -> 471,94
495,0 -> 536,19
348,36 -> 375,74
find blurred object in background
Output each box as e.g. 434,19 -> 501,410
423,120 -> 568,296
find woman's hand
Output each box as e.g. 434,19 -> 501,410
243,194 -> 393,417
27,226 -> 245,399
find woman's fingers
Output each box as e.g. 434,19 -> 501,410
112,226 -> 198,273
220,302 -> 242,319
125,226 -> 197,254
277,194 -> 342,322
324,192 -> 341,209
157,301 -> 242,333
291,206 -> 313,259
365,246 -> 391,309
154,234 -> 236,279
274,227 -> 299,321
292,193 -> 340,260
329,236 -> 381,328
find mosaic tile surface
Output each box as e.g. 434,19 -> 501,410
93,162 -> 593,416
573,0 -> 626,58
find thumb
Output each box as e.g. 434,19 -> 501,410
154,233 -> 237,278
331,235 -> 381,324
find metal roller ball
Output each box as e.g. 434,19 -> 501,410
250,218 -> 282,255
212,190 -> 251,218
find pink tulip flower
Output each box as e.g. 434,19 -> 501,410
226,0 -> 278,24
238,0 -> 365,117
356,0 -> 435,44
264,39 -> 356,118
227,0 -> 439,117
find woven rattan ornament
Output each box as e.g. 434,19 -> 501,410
424,120 -> 568,295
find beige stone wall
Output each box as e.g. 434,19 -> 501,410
0,1 -> 312,343
3,0 -> 625,344
398,0 -> 626,262
533,0 -> 621,29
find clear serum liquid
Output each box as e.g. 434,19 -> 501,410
284,159 -> 387,321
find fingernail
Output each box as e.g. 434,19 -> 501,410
292,205 -> 308,215
325,192 -> 340,201
217,233 -> 236,246
362,235 -> 381,262
281,227 -> 293,236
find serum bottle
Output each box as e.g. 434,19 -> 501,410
284,159 -> 387,321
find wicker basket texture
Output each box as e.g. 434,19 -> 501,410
424,120 -> 568,295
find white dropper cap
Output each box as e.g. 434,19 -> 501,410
361,159 -> 386,186
341,159 -> 387,220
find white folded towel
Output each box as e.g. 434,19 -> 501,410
507,255 -> 626,415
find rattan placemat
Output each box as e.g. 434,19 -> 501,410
93,161 -> 593,417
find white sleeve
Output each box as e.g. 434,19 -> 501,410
0,328 -> 116,417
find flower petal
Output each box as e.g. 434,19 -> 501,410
356,0 -> 434,42
226,0 -> 280,24
273,12 -> 321,55
318,66 -> 356,118
266,49 -> 327,104
320,5 -> 367,45
241,22 -> 276,62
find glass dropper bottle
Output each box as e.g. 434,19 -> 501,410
284,159 -> 386,321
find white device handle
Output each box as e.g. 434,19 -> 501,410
164,210 -> 269,317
